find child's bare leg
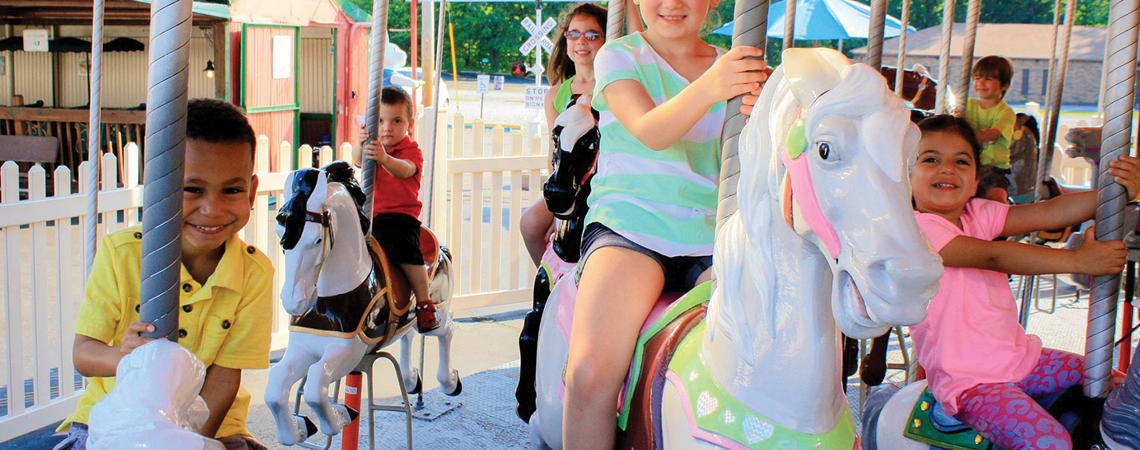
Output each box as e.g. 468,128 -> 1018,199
401,263 -> 431,305
520,198 -> 555,267
563,247 -> 664,449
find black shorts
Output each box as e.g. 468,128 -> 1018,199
372,213 -> 425,265
578,223 -> 712,292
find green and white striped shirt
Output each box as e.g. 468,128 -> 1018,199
588,32 -> 726,257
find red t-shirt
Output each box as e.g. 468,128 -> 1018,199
372,136 -> 423,219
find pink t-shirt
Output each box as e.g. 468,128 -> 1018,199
912,198 -> 1043,415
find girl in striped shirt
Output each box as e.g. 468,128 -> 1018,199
560,0 -> 767,446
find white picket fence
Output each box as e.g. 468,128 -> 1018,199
0,109 -> 549,442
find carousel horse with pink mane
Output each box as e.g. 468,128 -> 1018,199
524,47 -> 944,449
264,162 -> 461,446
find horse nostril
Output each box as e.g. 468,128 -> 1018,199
867,259 -> 897,299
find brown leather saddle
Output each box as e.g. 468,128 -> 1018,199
289,226 -> 444,349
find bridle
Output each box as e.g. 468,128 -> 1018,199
780,113 -> 842,260
303,207 -> 335,283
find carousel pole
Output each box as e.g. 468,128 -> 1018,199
1016,0 -> 1070,329
1086,0 -> 1137,399
1041,0 -> 1077,173
607,0 -> 626,40
346,1 -> 389,447
1042,0 -> 1064,119
361,0 -> 390,223
954,0 -> 980,101
894,0 -> 911,97
865,0 -> 887,69
85,0 -> 106,279
419,0 -> 449,410
138,0 -> 192,341
933,0 -> 956,113
783,0 -> 796,49
715,0 -> 769,235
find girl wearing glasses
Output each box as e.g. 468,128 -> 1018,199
520,2 -> 613,266
561,0 -> 766,445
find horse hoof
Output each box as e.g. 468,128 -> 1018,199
281,414 -> 316,444
446,377 -> 463,396
344,405 -> 360,423
409,374 -> 423,395
301,415 -> 318,437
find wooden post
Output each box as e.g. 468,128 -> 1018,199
213,21 -> 228,100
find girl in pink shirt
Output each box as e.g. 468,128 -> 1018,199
910,114 -> 1138,450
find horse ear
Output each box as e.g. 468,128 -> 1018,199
283,170 -> 298,201
782,48 -> 849,108
308,171 -> 329,210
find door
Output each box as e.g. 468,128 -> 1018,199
241,24 -> 300,171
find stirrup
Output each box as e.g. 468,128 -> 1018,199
416,301 -> 440,333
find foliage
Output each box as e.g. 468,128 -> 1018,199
345,0 -> 1108,74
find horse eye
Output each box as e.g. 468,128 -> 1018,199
818,143 -> 831,160
315,238 -> 323,244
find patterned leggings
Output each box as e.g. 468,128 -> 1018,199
955,348 -> 1122,450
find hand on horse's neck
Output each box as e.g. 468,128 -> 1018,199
184,245 -> 225,285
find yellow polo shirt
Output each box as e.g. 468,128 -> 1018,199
59,226 -> 274,439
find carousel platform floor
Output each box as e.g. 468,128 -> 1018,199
5,275 -> 1139,449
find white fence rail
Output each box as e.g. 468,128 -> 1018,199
0,110 -> 548,442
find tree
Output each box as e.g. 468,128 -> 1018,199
347,0 -> 1107,73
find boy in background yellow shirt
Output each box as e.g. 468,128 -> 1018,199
53,98 -> 274,450
958,55 -> 1018,203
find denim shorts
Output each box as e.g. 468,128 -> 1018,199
578,223 -> 712,292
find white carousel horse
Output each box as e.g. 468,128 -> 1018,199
527,48 -> 943,449
86,340 -> 223,450
862,345 -> 1140,450
264,163 -> 461,446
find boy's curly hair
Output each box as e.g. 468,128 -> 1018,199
971,56 -> 1014,97
918,114 -> 982,174
186,98 -> 257,161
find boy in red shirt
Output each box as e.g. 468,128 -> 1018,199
353,86 -> 438,332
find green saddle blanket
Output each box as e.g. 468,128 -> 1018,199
903,388 -> 993,450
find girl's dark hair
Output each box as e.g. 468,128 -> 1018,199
547,3 -> 607,85
1017,113 -> 1040,143
917,114 -> 982,173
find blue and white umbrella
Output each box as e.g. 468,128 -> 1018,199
712,0 -> 915,43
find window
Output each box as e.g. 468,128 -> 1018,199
1022,69 -> 1030,96
1042,69 -> 1049,96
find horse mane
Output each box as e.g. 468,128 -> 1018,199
277,168 -> 321,249
322,161 -> 371,237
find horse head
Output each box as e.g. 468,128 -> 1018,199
760,48 -> 943,339
86,340 -> 221,450
276,167 -> 332,316
544,94 -> 600,219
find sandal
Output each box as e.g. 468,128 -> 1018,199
416,301 -> 440,333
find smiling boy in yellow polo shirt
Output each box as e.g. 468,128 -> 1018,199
53,99 -> 274,450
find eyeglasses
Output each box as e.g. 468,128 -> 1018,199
564,30 -> 602,41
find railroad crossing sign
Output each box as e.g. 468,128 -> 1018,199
519,17 -> 557,56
